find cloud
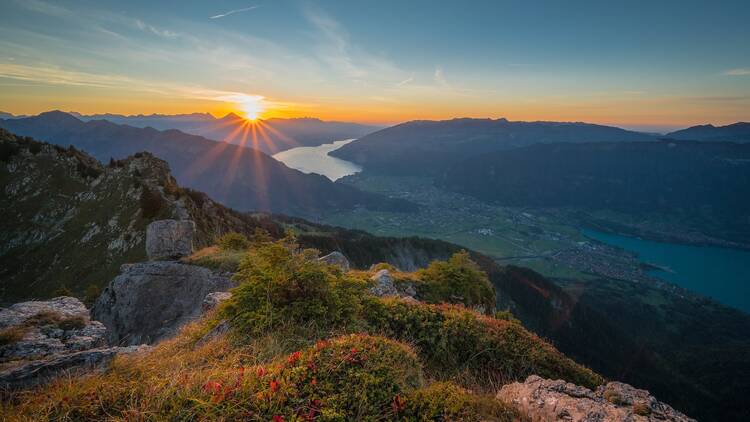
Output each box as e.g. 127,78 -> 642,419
135,19 -> 178,38
724,68 -> 750,76
397,75 -> 414,86
210,6 -> 259,19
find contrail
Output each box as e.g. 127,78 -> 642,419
210,5 -> 259,19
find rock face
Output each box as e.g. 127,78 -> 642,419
0,297 -> 106,362
146,219 -> 195,260
497,375 -> 695,422
318,251 -> 350,272
92,262 -> 233,345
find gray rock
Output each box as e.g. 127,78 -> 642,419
0,297 -> 106,362
202,291 -> 232,313
92,261 -> 234,345
146,219 -> 195,260
497,375 -> 696,422
0,345 -> 150,390
369,269 -> 417,299
318,251 -> 350,272
369,269 -> 400,296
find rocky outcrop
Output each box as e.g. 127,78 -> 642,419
0,345 -> 149,389
92,262 -> 233,345
146,219 -> 195,260
369,269 -> 417,299
0,297 -> 151,390
497,375 -> 695,422
318,251 -> 350,272
0,297 -> 106,362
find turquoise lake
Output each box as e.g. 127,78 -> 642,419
583,229 -> 750,313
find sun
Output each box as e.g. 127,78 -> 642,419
238,95 -> 266,121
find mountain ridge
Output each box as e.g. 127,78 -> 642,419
0,112 -> 415,217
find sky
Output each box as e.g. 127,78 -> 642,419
0,0 -> 749,131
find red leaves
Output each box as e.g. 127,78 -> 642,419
287,351 -> 302,365
202,381 -> 223,394
256,366 -> 267,377
272,415 -> 285,422
391,394 -> 406,413
270,379 -> 280,393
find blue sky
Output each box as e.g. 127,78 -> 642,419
0,0 -> 748,131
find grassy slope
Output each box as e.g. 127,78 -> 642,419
2,245 -> 600,420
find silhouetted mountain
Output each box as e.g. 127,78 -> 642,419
439,141 -> 750,243
0,111 -> 15,119
72,112 -> 382,154
666,122 -> 750,142
0,112 -> 415,216
331,118 -> 657,175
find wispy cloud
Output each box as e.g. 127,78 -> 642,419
135,19 -> 178,38
210,6 -> 259,19
397,75 -> 414,86
724,68 -> 750,76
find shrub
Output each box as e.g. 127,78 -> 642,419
416,251 -> 496,312
403,382 -> 517,421
250,227 -> 273,245
222,240 -> 367,337
217,232 -> 250,251
362,297 -> 603,390
53,285 -> 72,297
239,334 -> 423,420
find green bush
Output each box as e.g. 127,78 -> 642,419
362,297 -> 603,390
223,240 -> 367,337
416,251 -> 496,312
217,232 -> 250,251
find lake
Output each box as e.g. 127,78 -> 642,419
583,229 -> 750,313
273,139 -> 362,181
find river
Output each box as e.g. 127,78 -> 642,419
272,139 -> 362,181
583,229 -> 750,313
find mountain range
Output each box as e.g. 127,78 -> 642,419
0,111 -> 413,217
666,122 -> 750,142
68,112 -> 381,154
330,118 -> 658,175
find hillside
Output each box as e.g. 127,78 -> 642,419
72,112 -> 381,154
3,131 -> 749,420
667,122 -> 750,142
331,118 -> 656,175
437,140 -> 750,246
0,112 -> 413,217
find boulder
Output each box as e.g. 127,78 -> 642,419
369,269 -> 399,296
0,297 -> 106,362
318,251 -> 350,272
92,262 -> 234,345
369,269 -> 417,299
497,375 -> 695,422
146,219 -> 195,260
